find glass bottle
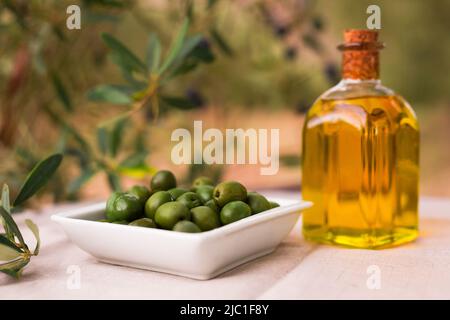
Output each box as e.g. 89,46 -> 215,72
301,29 -> 419,249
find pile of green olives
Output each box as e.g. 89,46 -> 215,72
103,170 -> 280,233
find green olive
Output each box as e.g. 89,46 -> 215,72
213,181 -> 247,207
195,185 -> 214,204
129,217 -> 156,228
168,187 -> 189,200
144,191 -> 172,220
205,199 -> 220,213
155,202 -> 191,230
172,221 -> 201,233
106,191 -> 121,216
176,192 -> 202,209
191,206 -> 221,231
220,201 -> 251,225
247,192 -> 271,214
269,201 -> 280,208
105,193 -> 143,222
192,176 -> 214,190
150,170 -> 177,191
129,185 -> 151,204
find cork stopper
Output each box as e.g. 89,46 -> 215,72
338,29 -> 384,80
344,29 -> 378,43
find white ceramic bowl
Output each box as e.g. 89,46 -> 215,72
51,198 -> 311,280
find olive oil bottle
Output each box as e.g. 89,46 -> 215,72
301,30 -> 419,249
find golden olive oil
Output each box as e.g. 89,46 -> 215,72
301,30 -> 419,249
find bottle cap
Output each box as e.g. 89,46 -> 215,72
338,29 -> 384,80
344,29 -> 378,43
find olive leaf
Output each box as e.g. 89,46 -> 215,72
146,33 -> 161,73
0,235 -> 22,253
0,243 -> 22,261
0,257 -> 30,279
96,126 -> 109,155
119,151 -> 148,168
51,72 -> 73,112
0,207 -> 26,250
164,34 -> 214,79
87,84 -> 133,105
210,27 -> 234,57
0,154 -> 61,279
158,18 -> 190,75
1,184 -> 13,240
67,168 -> 96,196
161,95 -> 199,110
109,118 -> 127,157
96,118 -> 127,157
107,172 -> 122,191
25,219 -> 40,255
101,33 -> 147,74
13,153 -> 63,207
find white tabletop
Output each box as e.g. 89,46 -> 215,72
1,194 -> 450,299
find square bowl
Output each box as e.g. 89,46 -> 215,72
51,198 -> 311,280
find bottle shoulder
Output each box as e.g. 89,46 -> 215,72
320,80 -> 395,100
305,81 -> 418,130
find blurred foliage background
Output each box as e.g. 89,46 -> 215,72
0,0 -> 449,205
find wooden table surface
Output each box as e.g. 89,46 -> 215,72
1,193 -> 450,299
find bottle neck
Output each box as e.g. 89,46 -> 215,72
341,48 -> 380,80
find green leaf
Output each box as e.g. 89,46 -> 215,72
210,28 -> 234,57
64,148 -> 90,170
109,118 -> 127,157
158,18 -> 190,75
161,96 -> 199,110
1,184 -> 10,212
119,151 -> 147,168
0,257 -> 30,279
13,154 -> 63,207
165,35 -> 214,79
51,73 -> 72,112
87,85 -> 133,105
67,169 -> 96,195
0,235 -> 22,253
106,172 -> 122,192
101,33 -> 146,74
0,243 -> 22,261
146,34 -> 161,73
118,65 -> 148,90
1,184 -> 13,241
25,219 -> 40,255
96,126 -> 109,155
0,207 -> 26,250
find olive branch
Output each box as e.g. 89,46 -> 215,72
48,17 -> 216,195
0,154 -> 62,279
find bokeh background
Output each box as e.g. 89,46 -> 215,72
0,0 -> 449,206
